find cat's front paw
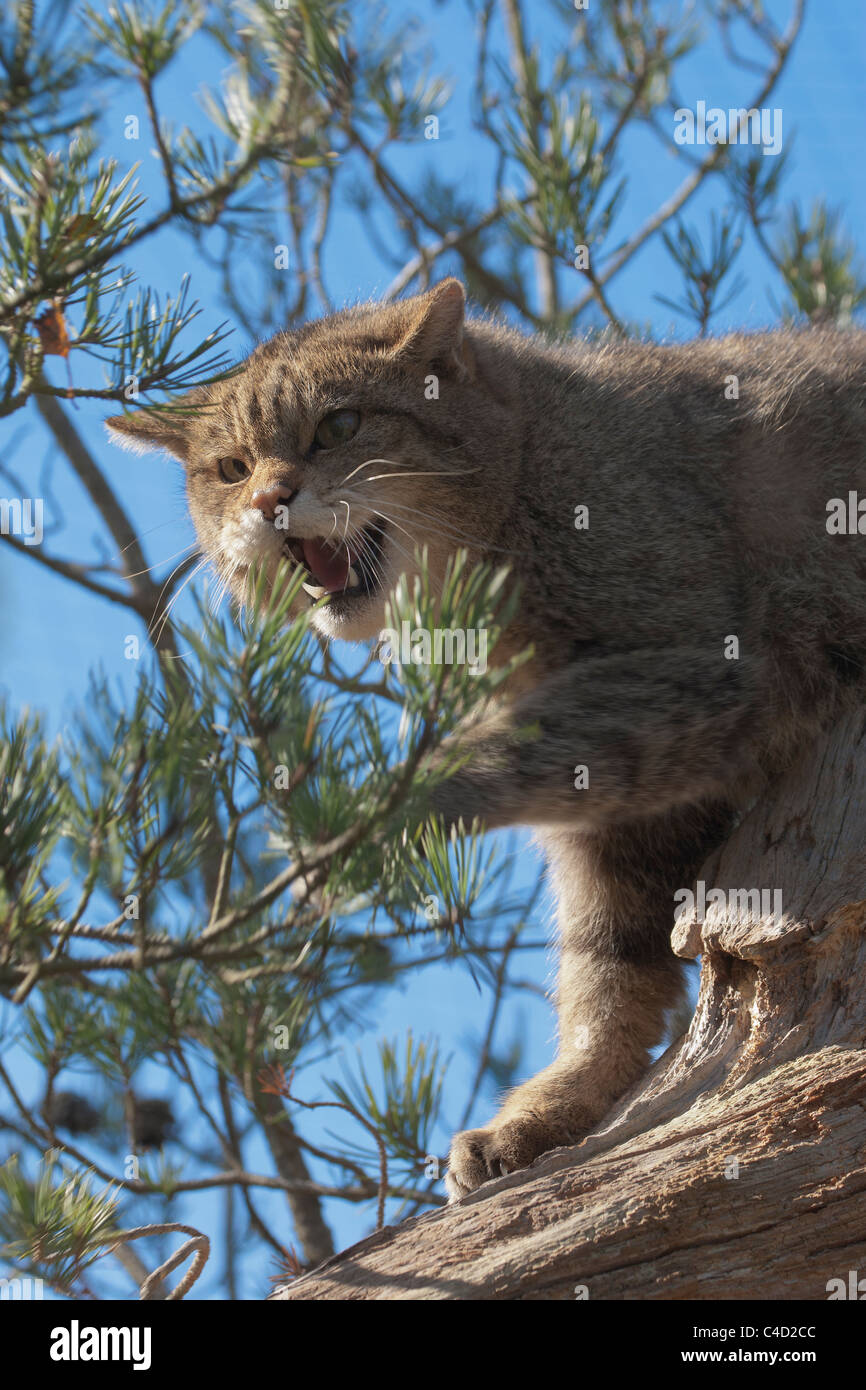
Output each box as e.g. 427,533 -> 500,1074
445,1116 -> 559,1200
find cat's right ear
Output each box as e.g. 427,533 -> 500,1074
104,407 -> 196,461
104,390 -> 214,462
104,407 -> 192,461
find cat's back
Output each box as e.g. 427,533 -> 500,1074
475,318 -> 866,691
504,321 -> 866,554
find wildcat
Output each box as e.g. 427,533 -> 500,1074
107,279 -> 866,1200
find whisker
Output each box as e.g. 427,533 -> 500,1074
339,489 -> 524,556
347,496 -> 485,549
324,510 -> 340,546
150,557 -> 208,647
212,556 -> 242,616
340,457 -> 397,485
147,549 -> 203,637
110,518 -> 192,561
361,507 -> 419,551
363,520 -> 437,597
339,456 -> 418,486
338,499 -> 353,553
124,541 -> 198,582
362,468 -> 481,482
340,455 -> 476,487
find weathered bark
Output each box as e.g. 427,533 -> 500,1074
271,710 -> 866,1300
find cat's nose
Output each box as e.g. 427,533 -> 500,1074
250,485 -> 297,521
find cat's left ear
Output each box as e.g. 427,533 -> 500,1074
390,278 -> 475,380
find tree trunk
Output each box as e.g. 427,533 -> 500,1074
271,710 -> 866,1300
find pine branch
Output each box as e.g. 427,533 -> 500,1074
566,0 -> 806,323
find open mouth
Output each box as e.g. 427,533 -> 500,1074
282,520 -> 386,604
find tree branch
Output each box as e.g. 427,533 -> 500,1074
567,0 -> 805,323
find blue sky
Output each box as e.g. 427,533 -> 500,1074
1,0 -> 864,1295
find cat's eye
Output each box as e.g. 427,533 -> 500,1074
313,409 -> 361,450
218,457 -> 251,484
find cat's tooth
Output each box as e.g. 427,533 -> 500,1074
347,565 -> 360,588
302,581 -> 328,599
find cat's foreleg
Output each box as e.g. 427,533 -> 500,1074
446,806 -> 732,1198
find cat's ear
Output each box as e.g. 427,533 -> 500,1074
105,407 -> 192,461
105,390 -> 212,461
389,278 -> 474,379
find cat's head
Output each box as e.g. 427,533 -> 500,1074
106,279 -> 494,642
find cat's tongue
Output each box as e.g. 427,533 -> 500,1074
302,537 -> 351,592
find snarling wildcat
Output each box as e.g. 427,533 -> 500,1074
107,279 -> 866,1200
